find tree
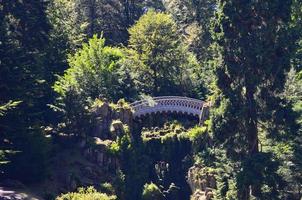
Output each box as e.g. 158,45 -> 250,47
47,0 -> 165,47
0,0 -> 52,182
162,0 -> 216,97
53,35 -> 137,135
211,0 -> 297,199
127,10 -> 199,97
47,0 -> 85,51
280,68 -> 302,197
163,0 -> 215,60
291,0 -> 302,71
280,2 -> 302,194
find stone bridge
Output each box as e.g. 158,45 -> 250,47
129,96 -> 210,123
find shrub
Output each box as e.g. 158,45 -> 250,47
107,141 -> 120,155
187,126 -> 207,141
142,182 -> 164,200
100,182 -> 115,194
56,186 -> 116,200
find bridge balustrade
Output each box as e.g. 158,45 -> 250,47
129,96 -> 205,118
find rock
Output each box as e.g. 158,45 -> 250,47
117,107 -> 133,126
206,191 -> 213,200
91,99 -> 134,139
93,138 -> 112,148
83,137 -> 120,172
0,187 -> 41,200
94,101 -> 111,118
191,190 -> 207,200
187,165 -> 216,200
92,102 -> 112,138
155,161 -> 170,185
110,120 -> 125,138
165,183 -> 181,200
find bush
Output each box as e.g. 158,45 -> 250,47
107,141 -> 120,155
142,182 -> 164,200
56,186 -> 116,200
100,182 -> 115,194
187,126 -> 207,141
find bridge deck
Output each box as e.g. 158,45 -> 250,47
130,96 -> 205,118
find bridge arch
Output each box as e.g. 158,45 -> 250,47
129,96 -> 210,123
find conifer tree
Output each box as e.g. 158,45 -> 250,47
0,0 -> 51,182
211,0 -> 297,198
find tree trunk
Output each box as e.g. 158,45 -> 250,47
246,83 -> 261,199
88,0 -> 96,37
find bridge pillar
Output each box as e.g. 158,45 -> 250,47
199,103 -> 210,126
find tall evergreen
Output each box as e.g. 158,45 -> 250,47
211,0 -> 297,199
0,0 -> 51,182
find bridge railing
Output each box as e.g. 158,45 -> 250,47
130,96 -> 205,118
130,96 -> 203,107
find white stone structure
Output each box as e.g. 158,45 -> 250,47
130,96 -> 209,122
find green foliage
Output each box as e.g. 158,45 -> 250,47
54,35 -> 129,102
53,35 -> 137,135
47,0 -> 87,50
0,101 -> 22,117
210,0 -> 297,199
291,0 -> 302,70
163,0 -> 215,60
126,10 -> 199,96
100,182 -> 115,195
0,0 -> 53,183
107,141 -> 121,156
3,131 -> 51,183
56,186 -> 116,200
282,66 -> 302,195
187,126 -> 207,141
163,0 -> 217,97
47,0 -> 164,46
283,68 -> 302,104
1,0 -> 302,199
142,182 -> 164,200
141,122 -> 187,143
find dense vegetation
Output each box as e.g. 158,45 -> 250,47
0,0 -> 301,200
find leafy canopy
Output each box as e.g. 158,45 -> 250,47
127,10 -> 199,97
54,35 -> 133,103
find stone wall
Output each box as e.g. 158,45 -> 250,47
187,165 -> 216,200
91,100 -> 133,139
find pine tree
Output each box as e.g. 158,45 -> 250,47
0,0 -> 51,182
211,0 -> 297,198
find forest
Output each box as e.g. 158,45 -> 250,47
0,0 -> 302,200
